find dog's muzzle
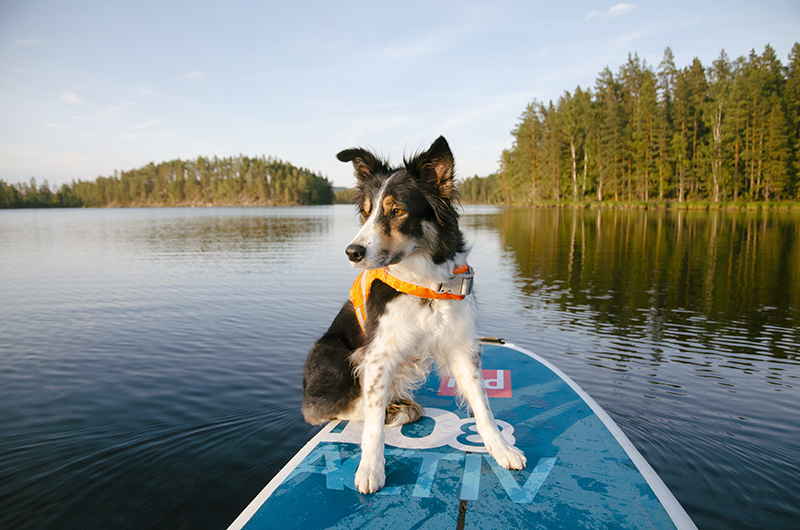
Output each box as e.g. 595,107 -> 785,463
346,244 -> 366,263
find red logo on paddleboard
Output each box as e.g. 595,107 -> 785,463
438,369 -> 512,398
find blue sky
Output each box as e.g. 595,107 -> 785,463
1,1 -> 798,189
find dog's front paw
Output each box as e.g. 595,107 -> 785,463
354,457 -> 386,494
490,444 -> 527,470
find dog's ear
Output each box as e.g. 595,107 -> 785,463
337,148 -> 390,181
405,136 -> 456,199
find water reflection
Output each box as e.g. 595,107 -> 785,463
0,207 -> 347,530
2,206 -> 798,530
498,208 -> 800,360
479,207 -> 800,529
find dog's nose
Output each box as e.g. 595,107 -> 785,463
346,244 -> 366,263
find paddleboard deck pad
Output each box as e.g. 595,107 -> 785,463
229,341 -> 695,529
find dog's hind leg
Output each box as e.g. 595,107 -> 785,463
302,335 -> 360,425
385,398 -> 423,426
302,302 -> 364,425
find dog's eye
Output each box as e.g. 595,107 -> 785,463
391,208 -> 405,217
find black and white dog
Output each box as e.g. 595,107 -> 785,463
302,136 -> 526,494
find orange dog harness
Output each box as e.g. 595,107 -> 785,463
350,264 -> 474,333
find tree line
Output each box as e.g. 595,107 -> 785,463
0,155 -> 334,208
461,43 -> 800,206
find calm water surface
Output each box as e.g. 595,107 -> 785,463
1,205 -> 798,529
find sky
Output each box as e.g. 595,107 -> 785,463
1,1 -> 798,189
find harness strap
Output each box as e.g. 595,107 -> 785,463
350,264 -> 474,333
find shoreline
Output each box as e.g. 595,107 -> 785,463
461,200 -> 800,212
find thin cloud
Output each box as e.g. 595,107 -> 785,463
196,138 -> 233,152
612,27 -> 652,48
611,18 -> 700,49
124,130 -> 180,141
341,115 -> 412,144
608,3 -> 635,17
379,37 -> 443,59
43,123 -> 66,128
184,71 -> 207,80
440,106 -> 502,130
437,93 -> 530,131
372,12 -> 492,61
136,118 -> 160,129
96,101 -> 134,123
14,38 -> 48,46
587,3 -> 635,19
59,92 -> 85,105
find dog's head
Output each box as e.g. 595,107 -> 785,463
338,136 -> 464,268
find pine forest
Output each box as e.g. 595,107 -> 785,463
461,44 -> 800,207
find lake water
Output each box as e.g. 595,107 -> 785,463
1,205 -> 798,530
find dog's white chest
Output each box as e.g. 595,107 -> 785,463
377,293 -> 475,349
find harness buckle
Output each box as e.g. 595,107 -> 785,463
436,266 -> 474,296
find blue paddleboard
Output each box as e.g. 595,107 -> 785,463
228,340 -> 696,529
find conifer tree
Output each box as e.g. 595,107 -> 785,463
705,50 -> 733,201
786,44 -> 800,195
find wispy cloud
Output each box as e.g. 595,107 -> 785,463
96,101 -> 134,124
611,18 -> 699,49
196,138 -> 233,152
587,3 -> 635,19
372,11 -> 493,61
124,130 -> 180,141
437,93 -> 529,132
59,92 -> 85,105
135,118 -> 160,129
184,71 -> 207,80
440,107 -> 498,131
341,115 -> 412,144
612,28 -> 652,48
379,39 -> 442,60
14,38 -> 48,46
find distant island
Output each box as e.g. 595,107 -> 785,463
0,155 -> 334,208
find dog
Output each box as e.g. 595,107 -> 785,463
302,136 -> 526,494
